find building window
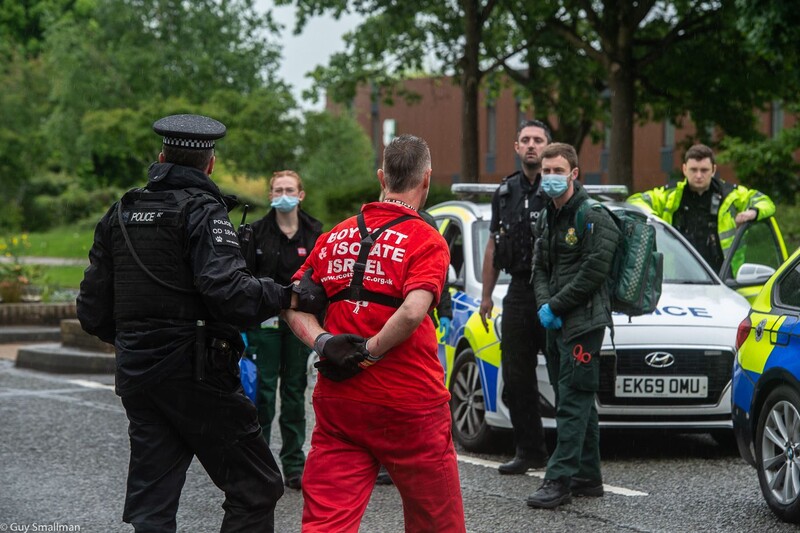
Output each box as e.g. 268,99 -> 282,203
772,100 -> 784,138
486,104 -> 496,174
600,124 -> 611,173
661,121 -> 675,173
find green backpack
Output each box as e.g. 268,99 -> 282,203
576,199 -> 664,317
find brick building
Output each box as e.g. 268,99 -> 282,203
331,76 -> 795,194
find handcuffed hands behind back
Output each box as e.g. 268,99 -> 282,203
313,333 -> 369,382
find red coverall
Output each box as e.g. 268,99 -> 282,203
293,201 -> 466,533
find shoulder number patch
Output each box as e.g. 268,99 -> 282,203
210,218 -> 240,248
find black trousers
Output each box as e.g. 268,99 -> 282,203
500,275 -> 548,460
121,368 -> 283,533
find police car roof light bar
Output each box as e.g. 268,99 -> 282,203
450,183 -> 629,199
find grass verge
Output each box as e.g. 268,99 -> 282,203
41,265 -> 87,290
27,225 -> 95,259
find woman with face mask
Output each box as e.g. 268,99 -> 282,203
243,170 -> 323,491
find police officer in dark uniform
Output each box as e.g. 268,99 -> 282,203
77,114 -> 324,533
479,119 -> 551,475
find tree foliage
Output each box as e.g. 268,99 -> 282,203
296,109 -> 377,223
41,0 -> 285,182
287,0 -> 799,191
0,0 -> 336,232
718,124 -> 800,204
210,88 -> 302,177
0,0 -> 76,57
717,0 -> 800,204
283,0 -> 511,183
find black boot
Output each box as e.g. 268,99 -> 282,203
498,454 -> 548,475
284,471 -> 302,490
526,478 -> 572,509
571,477 -> 604,497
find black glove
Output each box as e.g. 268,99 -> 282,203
293,268 -> 328,315
314,358 -> 362,382
314,333 -> 368,369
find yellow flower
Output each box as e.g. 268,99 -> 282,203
11,237 -> 18,246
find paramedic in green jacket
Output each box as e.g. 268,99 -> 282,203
244,170 -> 323,491
528,143 -> 620,509
627,144 -> 775,272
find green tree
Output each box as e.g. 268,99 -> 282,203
289,0 -> 794,192
0,0 -> 76,57
736,0 -> 800,79
491,3 -> 606,152
719,0 -> 800,202
283,0 -> 515,183
42,0 -> 284,184
718,124 -> 800,203
0,50 -> 50,230
210,87 -> 302,177
0,0 -> 79,229
297,110 -> 377,224
537,1 -> 730,190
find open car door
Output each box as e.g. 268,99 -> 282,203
719,217 -> 789,303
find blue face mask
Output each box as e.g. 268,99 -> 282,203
541,174 -> 570,198
271,194 -> 300,212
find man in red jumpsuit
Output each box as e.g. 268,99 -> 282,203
284,134 -> 466,533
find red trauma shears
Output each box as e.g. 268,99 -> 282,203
572,344 -> 592,364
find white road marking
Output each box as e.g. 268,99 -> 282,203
67,379 -> 115,391
457,453 -> 649,497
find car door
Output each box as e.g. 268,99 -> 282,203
719,217 -> 788,303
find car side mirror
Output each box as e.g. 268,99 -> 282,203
734,263 -> 776,286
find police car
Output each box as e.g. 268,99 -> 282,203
733,247 -> 800,523
431,184 -> 787,452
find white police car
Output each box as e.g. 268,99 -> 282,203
431,184 -> 786,451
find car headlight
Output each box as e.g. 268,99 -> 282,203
494,314 -> 502,341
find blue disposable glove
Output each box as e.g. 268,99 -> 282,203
439,317 -> 452,339
240,332 -> 249,350
537,304 -> 563,330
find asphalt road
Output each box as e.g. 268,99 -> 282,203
0,360 -> 795,533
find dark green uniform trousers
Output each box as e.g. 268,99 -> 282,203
543,327 -> 604,483
246,319 -> 309,477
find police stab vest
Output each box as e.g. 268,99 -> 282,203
110,187 -> 211,322
495,173 -> 544,275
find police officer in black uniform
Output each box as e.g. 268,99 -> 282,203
77,114 -> 325,533
479,119 -> 551,475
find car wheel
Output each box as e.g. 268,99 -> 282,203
450,347 -> 495,452
755,385 -> 800,523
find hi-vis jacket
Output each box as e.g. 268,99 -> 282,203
627,177 -> 775,256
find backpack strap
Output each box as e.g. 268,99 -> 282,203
575,198 -> 605,238
574,198 -> 622,344
329,212 -> 415,308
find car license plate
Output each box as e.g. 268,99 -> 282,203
614,376 -> 708,398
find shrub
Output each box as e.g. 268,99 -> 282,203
27,184 -> 124,231
0,234 -> 43,303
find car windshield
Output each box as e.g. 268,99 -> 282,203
473,218 -> 712,286
474,220 -> 511,285
655,222 -> 715,284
